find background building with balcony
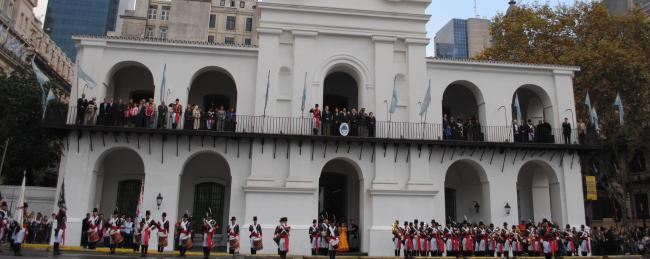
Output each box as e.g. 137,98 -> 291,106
0,0 -> 73,86
117,0 -> 256,46
49,0 -> 592,256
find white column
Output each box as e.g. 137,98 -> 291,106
372,36 -> 396,130
291,30 -> 318,118
60,133 -> 94,246
253,28 -> 282,116
405,38 -> 429,123
407,144 -> 433,190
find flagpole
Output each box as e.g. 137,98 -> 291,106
0,138 -> 10,181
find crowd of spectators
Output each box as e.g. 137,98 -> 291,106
442,114 -> 483,141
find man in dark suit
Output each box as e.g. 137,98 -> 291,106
76,94 -> 88,125
97,98 -> 107,126
562,118 -> 572,144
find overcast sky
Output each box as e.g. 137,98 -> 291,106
33,0 -> 576,56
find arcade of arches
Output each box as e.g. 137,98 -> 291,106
94,148 -> 145,217
188,69 -> 238,111
108,63 -> 155,103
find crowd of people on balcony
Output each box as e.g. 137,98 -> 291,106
74,95 -> 237,131
309,104 -> 377,137
442,114 -> 484,141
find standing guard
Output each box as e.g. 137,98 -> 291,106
326,219 -> 339,259
52,208 -> 66,256
140,210 -> 156,257
310,219 -> 321,255
249,216 -> 263,254
202,216 -> 217,259
157,212 -> 170,253
87,208 -> 101,250
578,225 -> 590,256
178,214 -> 192,257
274,217 -> 290,259
107,209 -> 124,254
320,218 -> 330,255
227,216 -> 240,256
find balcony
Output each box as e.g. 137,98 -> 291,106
42,106 -> 598,152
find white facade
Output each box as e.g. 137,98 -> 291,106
59,0 -> 586,256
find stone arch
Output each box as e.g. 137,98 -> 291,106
188,66 -> 238,114
319,158 -> 363,252
442,80 -> 486,126
516,160 -> 563,224
179,151 -> 232,243
105,61 -> 155,103
444,159 -> 491,223
512,84 -> 555,127
93,147 -> 145,217
316,54 -> 371,110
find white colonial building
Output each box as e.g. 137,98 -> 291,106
52,0 -> 590,256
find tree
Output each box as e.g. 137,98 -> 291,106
478,2 -> 650,227
0,67 -> 66,186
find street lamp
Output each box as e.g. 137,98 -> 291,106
473,201 -> 480,214
156,193 -> 163,210
505,203 -> 512,215
497,106 -> 509,141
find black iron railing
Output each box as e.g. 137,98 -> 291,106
45,106 -> 582,145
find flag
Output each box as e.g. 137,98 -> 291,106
76,63 -> 97,89
42,88 -> 56,119
57,178 -> 66,210
420,79 -> 432,116
514,93 -> 522,124
591,106 -> 600,130
159,64 -> 167,104
614,92 -> 624,125
263,70 -> 270,116
31,57 -> 51,117
389,76 -> 399,114
14,171 -> 26,224
0,26 -> 7,45
301,72 -> 307,112
585,92 -> 592,124
135,179 -> 145,225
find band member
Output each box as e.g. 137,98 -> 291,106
108,209 -> 123,254
157,212 -> 170,253
320,218 -> 330,255
461,222 -> 473,256
87,208 -> 101,249
564,225 -> 576,256
52,208 -> 66,256
140,210 -> 156,257
310,104 -> 322,135
327,219 -> 339,259
578,225 -> 590,256
310,219 -> 321,255
178,214 -> 192,257
391,220 -> 402,257
403,222 -> 412,259
274,217 -> 290,259
412,219 -> 419,256
249,216 -> 263,254
203,216 -> 217,259
227,216 -> 240,256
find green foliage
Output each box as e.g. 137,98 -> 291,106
0,67 -> 66,187
478,2 -> 650,225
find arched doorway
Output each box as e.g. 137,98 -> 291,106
94,148 -> 145,218
319,159 -> 362,252
512,85 -> 555,142
179,152 -> 231,251
107,62 -> 155,103
442,81 -> 485,141
323,72 -> 358,112
516,161 -> 562,224
188,67 -> 237,112
444,160 -> 490,223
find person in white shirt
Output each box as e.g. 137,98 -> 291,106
11,220 -> 25,256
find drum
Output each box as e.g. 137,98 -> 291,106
89,231 -> 100,243
183,238 -> 193,249
330,239 -> 340,249
111,232 -> 124,244
273,234 -> 281,245
229,237 -> 240,249
158,234 -> 168,247
253,237 -> 263,250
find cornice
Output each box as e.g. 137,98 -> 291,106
427,57 -> 580,73
258,2 -> 430,22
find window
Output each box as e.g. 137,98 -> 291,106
240,1 -> 245,8
207,35 -> 214,43
220,0 -> 225,6
244,38 -> 251,46
147,5 -> 157,19
160,6 -> 170,20
230,1 -> 235,7
145,26 -> 154,38
245,17 -> 252,32
159,27 -> 168,39
226,16 -> 236,30
192,183 -> 225,233
116,180 -> 142,217
209,14 -> 216,28
225,37 -> 235,45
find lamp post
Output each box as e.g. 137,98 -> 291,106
156,193 -> 163,210
498,106 -> 509,141
474,201 -> 480,214
505,202 -> 511,215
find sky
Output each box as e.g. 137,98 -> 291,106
33,0 -> 577,56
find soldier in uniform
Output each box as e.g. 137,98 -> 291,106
157,101 -> 168,129
320,218 -> 330,255
227,216 -> 240,256
326,219 -> 340,259
310,219 -> 321,255
0,201 -> 9,252
178,214 -> 192,257
249,216 -> 263,254
107,209 -> 123,254
157,212 -> 170,253
202,215 -> 217,259
140,210 -> 157,257
578,225 -> 590,256
87,208 -> 100,250
274,217 -> 290,259
391,220 -> 403,257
